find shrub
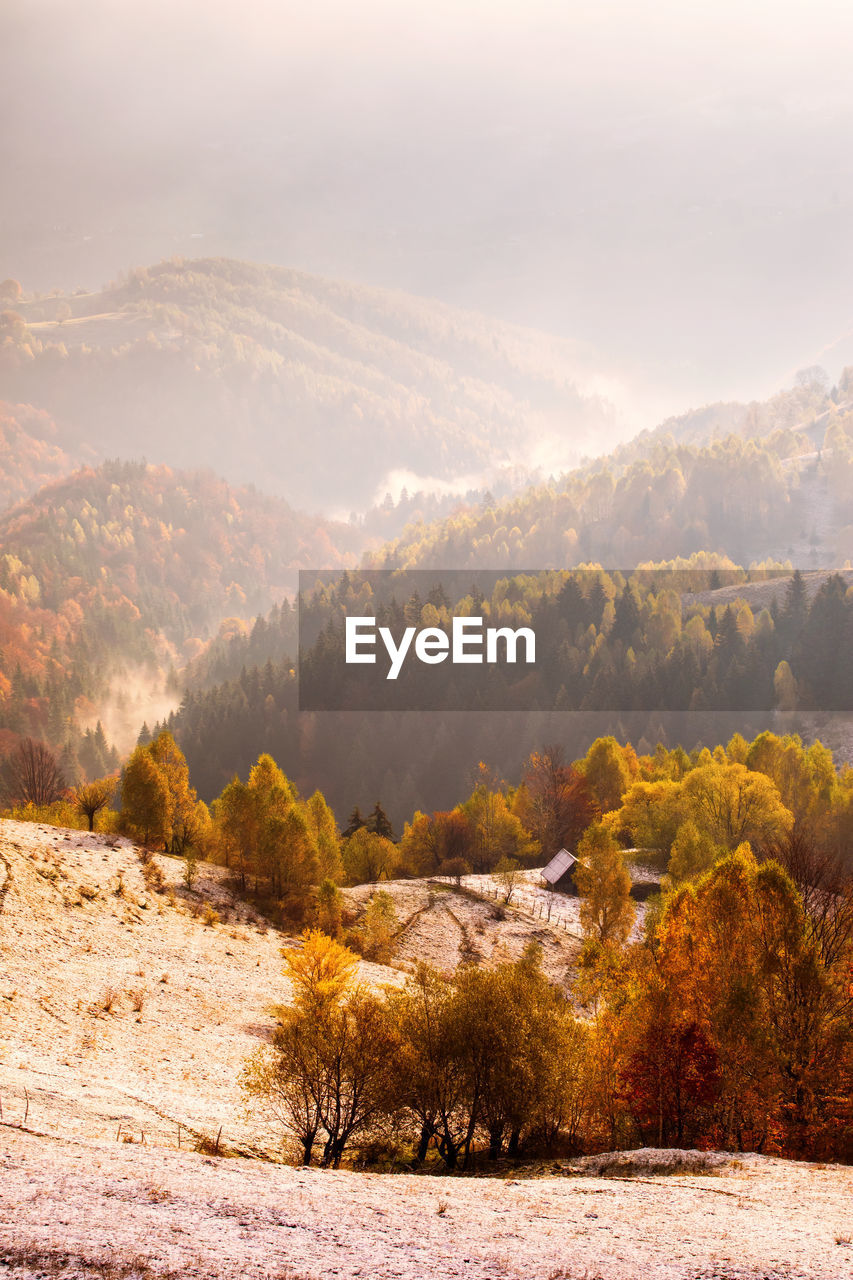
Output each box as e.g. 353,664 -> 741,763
362,890 -> 398,963
183,852 -> 199,890
440,856 -> 472,886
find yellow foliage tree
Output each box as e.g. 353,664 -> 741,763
682,760 -> 792,850
575,823 -> 636,946
284,928 -> 360,1017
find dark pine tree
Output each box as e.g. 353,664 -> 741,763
367,801 -> 396,842
343,805 -> 367,839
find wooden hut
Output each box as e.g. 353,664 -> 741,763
541,847 -> 580,894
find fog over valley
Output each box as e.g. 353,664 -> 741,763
4,0 -> 853,419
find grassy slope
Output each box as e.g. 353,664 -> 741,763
1,822 -> 852,1279
0,820 -> 575,1156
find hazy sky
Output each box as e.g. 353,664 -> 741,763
3,0 -> 853,415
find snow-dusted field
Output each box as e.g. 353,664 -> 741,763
0,820 -> 394,1156
2,819 -> 852,1280
448,867 -> 648,944
1,1128 -> 852,1279
344,873 -> 581,983
458,868 -> 587,938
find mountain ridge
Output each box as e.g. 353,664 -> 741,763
0,257 -> 626,515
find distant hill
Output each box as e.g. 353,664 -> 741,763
5,325 -> 853,769
0,257 -> 623,514
0,460 -> 360,749
642,372 -> 846,449
0,401 -> 79,511
367,379 -> 853,571
0,459 -> 358,635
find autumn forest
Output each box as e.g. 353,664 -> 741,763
2,258 -> 853,1174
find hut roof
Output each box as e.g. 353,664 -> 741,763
542,847 -> 578,885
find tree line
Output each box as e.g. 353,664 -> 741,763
5,720 -> 853,1162
161,566 -> 853,825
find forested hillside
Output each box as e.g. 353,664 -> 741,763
0,257 -> 619,513
157,361 -> 853,816
0,401 -> 78,510
299,567 -> 853,713
0,460 -> 358,751
51,720 -> 851,1165
164,566 -> 853,819
3,315 -> 853,800
369,371 -> 853,571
